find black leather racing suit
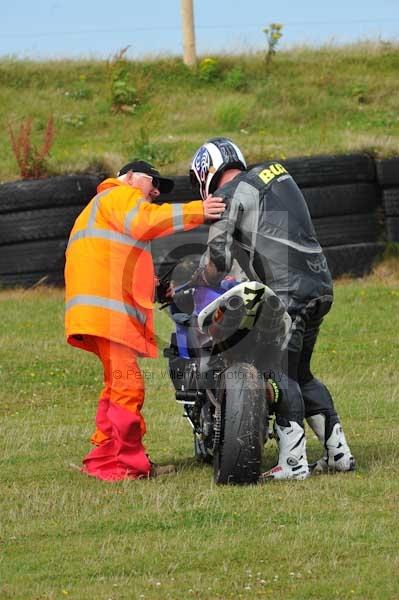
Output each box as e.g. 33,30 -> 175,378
202,161 -> 340,434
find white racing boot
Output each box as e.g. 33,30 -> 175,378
260,420 -> 310,481
307,414 -> 355,474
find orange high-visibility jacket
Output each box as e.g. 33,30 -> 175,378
65,178 -> 203,358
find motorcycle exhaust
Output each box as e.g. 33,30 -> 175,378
225,294 -> 244,311
209,295 -> 245,340
256,294 -> 285,334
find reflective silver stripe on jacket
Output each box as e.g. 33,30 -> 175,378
65,294 -> 147,324
88,188 -> 112,227
172,204 -> 185,231
68,189 -> 149,250
67,228 -> 149,250
124,199 -> 143,234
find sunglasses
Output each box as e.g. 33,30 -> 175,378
136,172 -> 160,190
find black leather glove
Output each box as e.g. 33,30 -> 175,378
155,278 -> 172,304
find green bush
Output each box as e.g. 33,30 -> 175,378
225,67 -> 247,91
198,57 -> 220,83
108,47 -> 138,113
112,79 -> 137,111
215,100 -> 247,130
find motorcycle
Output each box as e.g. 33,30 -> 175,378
162,277 -> 291,485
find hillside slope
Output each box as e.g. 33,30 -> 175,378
1,42 -> 398,181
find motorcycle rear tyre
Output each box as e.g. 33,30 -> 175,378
214,363 -> 267,485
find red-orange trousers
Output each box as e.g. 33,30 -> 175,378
81,336 -> 151,481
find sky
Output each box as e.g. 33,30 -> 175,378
1,0 -> 398,60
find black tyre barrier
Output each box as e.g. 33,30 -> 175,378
281,154 -> 376,187
303,183 -> 379,218
383,188 -> 399,216
160,180 -> 381,218
1,154 -> 397,288
386,217 -> 399,242
0,238 -> 386,288
0,174 -> 100,214
313,213 -> 379,247
160,156 -> 376,204
0,205 -> 84,245
158,176 -> 195,204
324,243 -> 385,278
375,158 -> 399,187
0,239 -> 67,275
0,270 -> 64,288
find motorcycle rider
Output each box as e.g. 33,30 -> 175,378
189,137 -> 355,480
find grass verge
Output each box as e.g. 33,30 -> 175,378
0,264 -> 398,599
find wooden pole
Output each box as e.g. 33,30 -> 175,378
181,0 -> 197,67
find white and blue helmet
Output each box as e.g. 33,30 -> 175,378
190,137 -> 246,200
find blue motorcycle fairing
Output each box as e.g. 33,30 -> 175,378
171,280 -> 239,359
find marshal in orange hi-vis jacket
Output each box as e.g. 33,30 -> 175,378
65,162 -> 224,481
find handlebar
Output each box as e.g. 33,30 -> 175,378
159,286 -> 194,311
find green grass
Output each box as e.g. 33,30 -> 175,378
1,261 -> 399,599
1,41 -> 399,182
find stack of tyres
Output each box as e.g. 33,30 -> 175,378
155,154 -> 386,281
376,158 -> 399,243
283,154 -> 384,278
0,155 -> 394,288
0,174 -> 100,288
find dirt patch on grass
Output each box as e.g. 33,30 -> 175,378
0,285 -> 64,301
368,257 -> 399,285
335,256 -> 399,286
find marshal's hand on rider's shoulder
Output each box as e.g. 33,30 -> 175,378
203,194 -> 225,220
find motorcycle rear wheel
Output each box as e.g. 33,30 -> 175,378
214,363 -> 267,485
